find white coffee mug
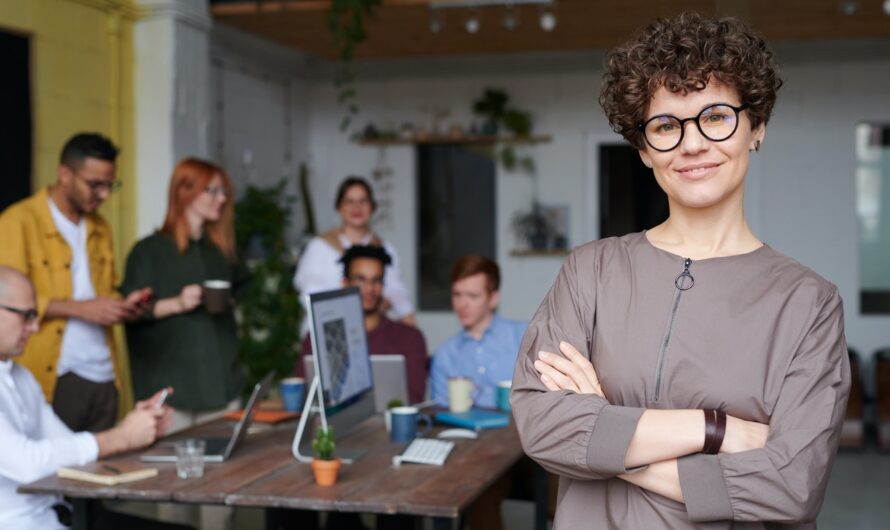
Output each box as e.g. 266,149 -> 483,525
447,377 -> 476,413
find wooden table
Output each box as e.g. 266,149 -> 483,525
19,414 -> 547,530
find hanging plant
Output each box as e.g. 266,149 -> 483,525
327,0 -> 383,132
471,87 -> 536,174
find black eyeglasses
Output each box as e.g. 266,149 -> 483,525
0,304 -> 38,323
68,167 -> 123,194
638,103 -> 749,152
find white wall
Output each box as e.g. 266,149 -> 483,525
204,29 -> 890,365
209,25 -> 316,243
300,43 -> 890,359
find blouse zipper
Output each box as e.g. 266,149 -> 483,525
653,258 -> 694,402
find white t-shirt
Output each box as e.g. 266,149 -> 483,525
47,199 -> 114,383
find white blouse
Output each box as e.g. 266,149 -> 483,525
293,233 -> 414,320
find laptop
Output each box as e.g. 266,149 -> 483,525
303,354 -> 409,412
141,372 -> 274,463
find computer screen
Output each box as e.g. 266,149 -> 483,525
307,287 -> 374,408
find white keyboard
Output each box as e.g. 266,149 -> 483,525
393,438 -> 455,466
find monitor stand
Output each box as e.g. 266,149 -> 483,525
291,375 -> 375,464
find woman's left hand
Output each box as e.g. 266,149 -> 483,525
534,341 -> 604,397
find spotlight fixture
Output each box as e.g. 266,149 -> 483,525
429,7 -> 444,33
427,0 -> 556,34
539,7 -> 557,32
465,10 -> 481,34
502,3 -> 519,31
884,0 -> 890,15
839,0 -> 859,15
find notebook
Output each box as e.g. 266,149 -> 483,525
58,464 -> 158,486
434,409 -> 510,430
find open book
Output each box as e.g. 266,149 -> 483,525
57,463 -> 158,486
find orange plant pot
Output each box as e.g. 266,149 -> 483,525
311,458 -> 341,487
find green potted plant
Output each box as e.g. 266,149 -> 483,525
234,177 -> 302,398
311,427 -> 340,486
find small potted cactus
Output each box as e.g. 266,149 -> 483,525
311,426 -> 340,486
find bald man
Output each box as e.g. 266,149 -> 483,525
0,267 -> 188,530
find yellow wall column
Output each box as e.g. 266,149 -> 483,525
0,0 -> 141,414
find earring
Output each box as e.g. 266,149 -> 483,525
751,140 -> 761,153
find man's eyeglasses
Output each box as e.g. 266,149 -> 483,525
638,103 -> 749,152
347,275 -> 383,288
69,167 -> 123,194
0,304 -> 38,323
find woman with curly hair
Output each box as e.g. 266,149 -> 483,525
512,12 -> 849,529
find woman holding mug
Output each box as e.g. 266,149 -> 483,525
294,176 -> 415,326
121,158 -> 245,432
512,12 -> 850,528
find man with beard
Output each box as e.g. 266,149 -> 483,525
0,133 -> 151,432
297,244 -> 428,403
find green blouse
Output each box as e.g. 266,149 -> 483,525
121,233 -> 245,412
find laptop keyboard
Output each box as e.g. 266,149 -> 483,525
393,439 -> 454,466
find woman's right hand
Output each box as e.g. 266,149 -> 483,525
178,284 -> 202,313
721,415 -> 769,453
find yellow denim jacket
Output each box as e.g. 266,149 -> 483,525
0,188 -> 123,401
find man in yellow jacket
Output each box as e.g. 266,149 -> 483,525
0,133 -> 150,432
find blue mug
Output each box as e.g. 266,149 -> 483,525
496,380 -> 512,412
280,377 -> 305,412
390,406 -> 432,443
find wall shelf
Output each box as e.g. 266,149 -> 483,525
356,134 -> 552,146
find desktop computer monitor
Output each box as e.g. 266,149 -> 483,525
307,286 -> 374,408
296,287 -> 376,461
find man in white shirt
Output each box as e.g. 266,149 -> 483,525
0,266 -> 186,530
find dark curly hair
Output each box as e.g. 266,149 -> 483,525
339,244 -> 392,280
599,11 -> 782,150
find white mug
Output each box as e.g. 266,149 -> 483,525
447,377 -> 477,413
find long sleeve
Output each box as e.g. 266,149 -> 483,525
0,371 -> 98,485
678,288 -> 850,523
293,238 -> 340,297
429,344 -> 454,407
511,245 -> 646,480
381,241 -> 414,318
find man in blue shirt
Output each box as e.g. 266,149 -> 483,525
430,255 -> 527,408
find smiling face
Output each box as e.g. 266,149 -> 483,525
638,81 -> 765,211
186,173 -> 227,224
337,184 -> 373,230
343,257 -> 385,315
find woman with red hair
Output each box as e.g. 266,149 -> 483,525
121,158 -> 244,433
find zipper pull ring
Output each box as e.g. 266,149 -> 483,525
674,257 -> 695,291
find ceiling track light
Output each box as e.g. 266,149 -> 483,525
429,0 -> 553,7
539,4 -> 557,32
427,0 -> 556,34
429,7 -> 444,33
465,8 -> 481,34
502,2 -> 519,31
